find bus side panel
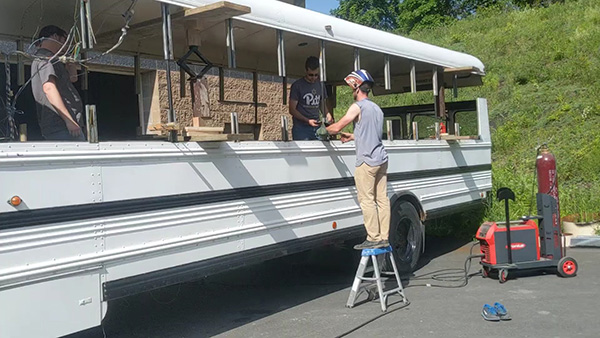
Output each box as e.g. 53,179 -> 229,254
0,271 -> 102,338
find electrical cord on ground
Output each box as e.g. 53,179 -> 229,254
407,242 -> 484,288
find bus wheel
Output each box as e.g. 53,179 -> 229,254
388,201 -> 423,273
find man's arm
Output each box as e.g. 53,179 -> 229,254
42,77 -> 81,137
289,98 -> 319,127
65,63 -> 79,83
326,103 -> 360,135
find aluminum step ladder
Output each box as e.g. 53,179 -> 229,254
346,246 -> 408,312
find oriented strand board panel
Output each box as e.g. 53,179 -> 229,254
180,1 -> 251,30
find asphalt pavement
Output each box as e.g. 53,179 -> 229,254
71,237 -> 598,338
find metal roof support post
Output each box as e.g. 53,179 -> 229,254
384,54 -> 391,90
354,48 -> 360,70
452,74 -> 458,98
16,40 -> 24,86
161,3 -> 177,141
319,40 -> 327,123
410,61 -> 416,93
79,0 -> 88,49
319,40 -> 327,82
227,19 -> 236,68
253,71 -> 258,140
277,30 -> 286,77
135,54 -> 146,136
433,66 -> 446,119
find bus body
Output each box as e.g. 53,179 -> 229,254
0,1 -> 490,337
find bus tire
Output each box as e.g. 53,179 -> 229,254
388,201 -> 423,273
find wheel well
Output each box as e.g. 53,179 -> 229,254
390,192 -> 425,222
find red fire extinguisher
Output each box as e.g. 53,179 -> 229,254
536,144 -> 561,254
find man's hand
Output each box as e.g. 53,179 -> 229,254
65,119 -> 82,137
326,112 -> 334,124
307,119 -> 320,127
340,132 -> 354,143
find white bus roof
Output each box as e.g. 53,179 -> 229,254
1,0 -> 484,92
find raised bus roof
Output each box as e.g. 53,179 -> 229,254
1,0 -> 485,93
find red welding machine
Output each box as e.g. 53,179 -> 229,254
476,145 -> 578,283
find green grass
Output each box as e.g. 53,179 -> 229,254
335,0 -> 600,237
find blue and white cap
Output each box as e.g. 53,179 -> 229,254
344,69 -> 374,89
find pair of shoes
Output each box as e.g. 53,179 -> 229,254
481,303 -> 511,321
353,240 -> 380,250
494,302 -> 511,320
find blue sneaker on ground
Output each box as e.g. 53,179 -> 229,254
481,304 -> 501,321
494,302 -> 511,320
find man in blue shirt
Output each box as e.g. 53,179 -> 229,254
288,56 -> 333,140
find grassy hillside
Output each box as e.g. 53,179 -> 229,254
334,0 -> 600,232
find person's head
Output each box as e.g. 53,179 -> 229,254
344,69 -> 374,100
37,25 -> 68,53
304,56 -> 320,83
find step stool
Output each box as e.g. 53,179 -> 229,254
346,246 -> 408,312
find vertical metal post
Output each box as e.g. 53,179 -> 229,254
319,40 -> 327,82
231,112 -> 239,134
277,30 -> 286,77
80,0 -> 88,49
454,123 -> 460,136
86,104 -> 98,143
319,40 -> 327,123
281,115 -> 289,141
161,3 -> 176,141
353,48 -> 360,70
16,40 -> 24,85
85,0 -> 94,49
226,18 -> 236,69
219,67 -> 225,102
435,122 -> 441,140
386,120 -> 393,140
282,76 -> 288,105
134,54 -> 145,136
412,121 -> 419,140
410,61 -> 417,93
433,66 -> 446,119
384,55 -> 391,90
253,71 -> 258,139
453,74 -> 458,98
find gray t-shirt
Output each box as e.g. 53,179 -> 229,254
31,48 -> 83,137
354,98 -> 388,167
290,77 -> 327,125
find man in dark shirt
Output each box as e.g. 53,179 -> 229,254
31,25 -> 84,141
288,56 -> 333,140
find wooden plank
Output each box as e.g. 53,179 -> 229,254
181,1 -> 251,30
444,66 -> 478,75
177,133 -> 254,142
441,135 -> 480,140
185,126 -> 225,133
96,1 -> 250,42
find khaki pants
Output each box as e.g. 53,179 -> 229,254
354,161 -> 390,242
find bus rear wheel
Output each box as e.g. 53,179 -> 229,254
387,201 -> 423,273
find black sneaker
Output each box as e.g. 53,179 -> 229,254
377,240 -> 390,248
353,240 -> 380,250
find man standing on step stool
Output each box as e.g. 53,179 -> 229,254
326,69 -> 390,250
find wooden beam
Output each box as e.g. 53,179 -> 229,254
182,1 -> 251,30
96,1 -> 251,41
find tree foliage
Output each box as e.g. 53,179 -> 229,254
330,0 -> 400,31
331,0 -> 566,33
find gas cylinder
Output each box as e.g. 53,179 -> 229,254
536,144 -> 561,255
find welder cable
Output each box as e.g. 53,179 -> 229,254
407,242 -> 483,288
